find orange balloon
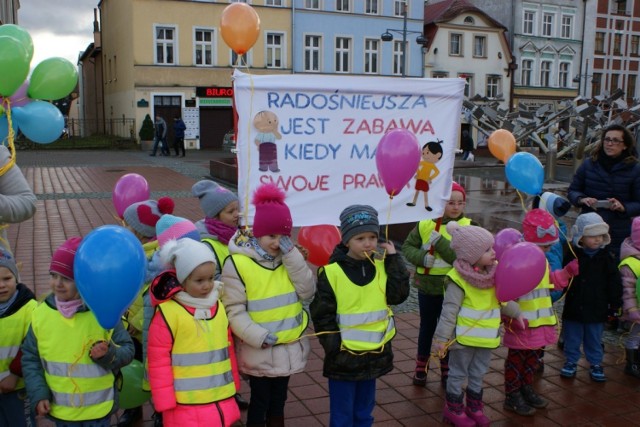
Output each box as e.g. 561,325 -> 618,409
220,3 -> 260,55
488,129 -> 516,163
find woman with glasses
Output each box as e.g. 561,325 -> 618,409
568,124 -> 640,261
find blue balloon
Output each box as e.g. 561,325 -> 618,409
0,114 -> 18,146
74,225 -> 146,329
12,100 -> 63,144
505,152 -> 544,195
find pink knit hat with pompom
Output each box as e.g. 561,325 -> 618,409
252,183 -> 292,237
447,222 -> 494,265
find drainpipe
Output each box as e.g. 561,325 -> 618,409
577,0 -> 587,96
291,1 -> 296,74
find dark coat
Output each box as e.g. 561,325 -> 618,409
173,119 -> 186,139
309,244 -> 410,381
461,132 -> 474,152
562,247 -> 622,323
568,157 -> 640,259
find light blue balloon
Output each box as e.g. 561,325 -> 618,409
12,100 -> 64,144
74,225 -> 146,329
505,152 -> 544,195
0,114 -> 18,146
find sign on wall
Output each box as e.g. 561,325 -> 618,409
182,107 -> 199,139
233,70 -> 465,227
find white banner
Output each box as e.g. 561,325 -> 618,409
233,70 -> 465,227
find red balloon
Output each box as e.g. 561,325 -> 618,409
495,242 -> 547,302
298,225 -> 341,266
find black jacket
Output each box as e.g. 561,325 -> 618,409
562,247 -> 622,323
0,283 -> 35,318
309,243 -> 410,381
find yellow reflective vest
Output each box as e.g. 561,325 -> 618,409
416,218 -> 472,275
324,260 -> 396,352
0,299 -> 37,390
619,257 -> 640,306
517,264 -> 556,328
31,303 -> 114,421
203,237 -> 230,271
230,254 -> 308,344
158,299 -> 236,404
447,269 -> 501,348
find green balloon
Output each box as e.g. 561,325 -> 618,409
28,57 -> 78,101
0,35 -> 30,97
118,360 -> 150,409
0,24 -> 33,62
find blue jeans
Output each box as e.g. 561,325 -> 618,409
0,389 -> 35,427
328,378 -> 376,427
53,416 -> 110,427
151,137 -> 168,155
563,319 -> 604,365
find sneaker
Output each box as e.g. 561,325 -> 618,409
560,362 -> 577,378
590,365 -> 607,382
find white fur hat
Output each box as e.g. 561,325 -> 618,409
159,238 -> 216,283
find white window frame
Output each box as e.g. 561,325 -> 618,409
230,50 -> 253,67
450,33 -> 462,56
154,24 -> 177,65
335,36 -> 351,73
459,74 -> 473,97
542,13 -> 554,37
265,32 -> 285,69
336,0 -> 350,12
305,0 -> 320,8
523,10 -> 535,35
365,0 -> 379,15
265,0 -> 283,5
394,0 -> 404,17
433,72 -> 449,78
540,60 -> 552,86
392,41 -> 403,75
486,75 -> 501,98
561,15 -> 572,38
521,59 -> 533,86
473,35 -> 486,58
304,34 -> 322,72
558,62 -> 570,87
364,38 -> 379,74
193,27 -> 215,67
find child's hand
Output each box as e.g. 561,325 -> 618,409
89,340 -> 109,359
565,259 -> 579,277
421,231 -> 441,249
36,399 -> 50,416
513,315 -> 528,330
295,244 -> 309,260
261,333 -> 278,349
379,241 -> 396,255
431,341 -> 447,358
0,373 -> 18,393
423,254 -> 435,268
278,236 -> 295,254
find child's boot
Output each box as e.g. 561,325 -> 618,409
413,355 -> 428,386
443,392 -> 475,426
625,348 -> 640,378
465,388 -> 490,427
504,390 -> 536,416
266,415 -> 285,427
520,384 -> 548,408
440,355 -> 450,389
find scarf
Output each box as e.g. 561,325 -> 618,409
56,297 -> 84,319
453,260 -> 496,289
174,289 -> 218,320
204,217 -> 237,245
0,291 -> 18,316
250,237 -> 276,261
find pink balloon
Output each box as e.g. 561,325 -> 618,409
112,173 -> 150,218
375,129 -> 421,197
8,80 -> 30,107
495,242 -> 547,302
494,228 -> 522,261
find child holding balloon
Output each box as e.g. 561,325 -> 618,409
618,216 -> 640,378
22,237 -> 135,426
432,223 -> 523,427
221,183 -> 315,427
502,209 -> 579,416
402,182 -> 477,388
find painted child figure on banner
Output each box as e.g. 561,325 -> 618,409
407,140 -> 444,212
253,111 -> 282,173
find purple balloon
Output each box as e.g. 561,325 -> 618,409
112,173 -> 150,218
494,228 -> 522,261
495,242 -> 547,302
375,129 -> 421,198
8,80 -> 30,107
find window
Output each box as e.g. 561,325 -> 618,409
450,33 -> 462,56
265,0 -> 283,5
628,74 -> 637,99
266,33 -> 284,68
616,0 -> 627,14
335,37 -> 350,73
394,0 -> 405,17
459,74 -> 473,97
364,39 -> 378,74
611,73 -> 620,91
486,76 -> 501,98
393,41 -> 403,75
155,26 -> 176,65
542,13 -> 553,37
194,29 -> 214,66
595,32 -> 605,53
336,0 -> 349,12
632,35 -> 640,55
523,11 -> 535,35
365,0 -> 378,14
231,50 -> 252,67
473,35 -> 486,57
464,16 -> 475,25
614,33 -> 622,55
592,72 -> 602,95
561,15 -> 572,38
521,59 -> 533,86
305,0 -> 319,8
559,62 -> 570,87
304,35 -> 321,72
432,71 -> 449,78
540,61 -> 552,86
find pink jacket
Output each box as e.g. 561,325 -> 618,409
619,238 -> 640,323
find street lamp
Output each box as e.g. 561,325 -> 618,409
380,1 -> 427,77
572,58 -> 599,97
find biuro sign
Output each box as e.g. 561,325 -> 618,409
233,70 -> 465,227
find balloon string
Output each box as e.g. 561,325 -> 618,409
1,99 -> 17,176
515,189 -> 527,212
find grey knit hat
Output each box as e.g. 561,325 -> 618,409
0,247 -> 19,281
571,212 -> 611,248
340,205 -> 379,244
123,197 -> 175,238
191,180 -> 239,218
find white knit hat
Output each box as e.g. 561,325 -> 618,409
159,238 -> 216,282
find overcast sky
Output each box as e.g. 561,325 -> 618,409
18,0 -> 97,70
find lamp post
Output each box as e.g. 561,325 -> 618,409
380,1 -> 427,77
572,58 -> 598,97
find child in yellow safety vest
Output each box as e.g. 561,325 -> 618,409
432,223 -> 523,427
402,181 -> 476,388
221,183 -> 315,427
22,237 -> 135,426
147,238 -> 241,427
310,204 -> 410,427
0,248 -> 37,427
620,216 -> 640,378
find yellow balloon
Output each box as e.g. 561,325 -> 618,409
488,129 -> 516,163
220,3 -> 260,55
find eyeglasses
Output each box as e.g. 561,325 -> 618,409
603,137 -> 624,145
